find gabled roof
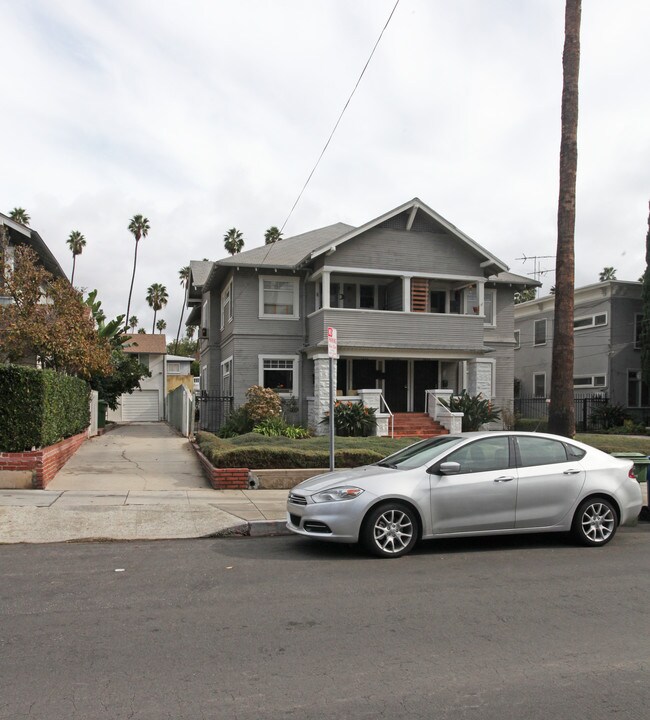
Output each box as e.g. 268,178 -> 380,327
188,260 -> 214,303
217,222 -> 353,269
0,213 -> 68,280
487,271 -> 541,287
309,198 -> 509,275
123,334 -> 167,355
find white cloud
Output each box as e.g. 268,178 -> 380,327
1,0 -> 649,324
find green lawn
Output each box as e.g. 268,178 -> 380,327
575,433 -> 650,455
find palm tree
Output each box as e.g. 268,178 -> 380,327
174,265 -> 190,354
9,207 -> 30,226
264,226 -> 283,245
128,315 -> 138,331
548,0 -> 581,438
223,227 -> 244,255
599,266 -> 617,282
156,318 -> 167,333
146,283 -> 168,333
66,230 -> 86,285
125,214 -> 150,330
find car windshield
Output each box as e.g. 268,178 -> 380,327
376,435 -> 465,470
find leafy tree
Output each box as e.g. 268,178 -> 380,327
187,325 -> 196,341
548,0 -> 581,438
83,290 -> 151,410
8,207 -> 30,226
223,227 -> 244,255
146,282 -> 168,333
264,226 -> 283,245
640,203 -> 650,389
0,245 -> 112,378
137,328 -> 146,334
174,265 -> 190,354
66,230 -> 86,285
599,266 -> 617,281
128,315 -> 138,330
514,287 -> 536,304
167,337 -> 197,357
125,214 -> 150,330
156,318 -> 167,333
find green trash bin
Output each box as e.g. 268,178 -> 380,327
610,452 -> 649,483
98,400 -> 108,429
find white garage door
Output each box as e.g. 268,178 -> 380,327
122,390 -> 160,421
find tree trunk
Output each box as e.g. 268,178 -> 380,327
174,282 -> 187,355
548,0 -> 581,438
125,240 -> 139,332
70,256 -> 76,285
641,202 -> 650,387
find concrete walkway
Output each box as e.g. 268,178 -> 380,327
0,423 -> 289,544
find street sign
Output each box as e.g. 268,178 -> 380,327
327,327 -> 338,359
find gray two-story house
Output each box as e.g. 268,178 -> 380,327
514,280 -> 647,417
187,198 -> 534,434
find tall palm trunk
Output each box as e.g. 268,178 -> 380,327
151,309 -> 157,334
174,283 -> 187,355
548,0 -> 581,437
125,240 -> 139,332
70,256 -> 77,285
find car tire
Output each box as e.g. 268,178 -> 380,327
361,503 -> 418,558
572,497 -> 618,546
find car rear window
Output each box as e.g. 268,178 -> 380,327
516,436 -> 568,467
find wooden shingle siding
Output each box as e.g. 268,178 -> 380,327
308,309 -> 484,351
330,228 -> 482,275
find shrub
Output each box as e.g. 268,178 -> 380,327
590,403 -> 630,430
605,419 -> 647,435
217,406 -> 253,438
0,364 -> 90,451
253,417 -> 311,438
444,391 -> 501,431
243,385 -> 282,424
321,401 -> 377,437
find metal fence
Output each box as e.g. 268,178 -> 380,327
195,394 -> 233,433
514,394 -> 609,432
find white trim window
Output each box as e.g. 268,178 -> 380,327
573,312 -> 607,331
221,280 -> 233,329
573,375 -> 606,389
167,362 -> 181,375
484,289 -> 496,327
533,372 -> 546,398
534,319 -> 547,346
259,276 -> 299,319
627,369 -> 649,408
221,356 -> 233,397
259,355 -> 298,397
201,299 -> 209,338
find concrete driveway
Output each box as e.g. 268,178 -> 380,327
48,422 -> 210,492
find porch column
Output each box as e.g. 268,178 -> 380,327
478,281 -> 485,318
402,276 -> 411,312
466,359 -> 493,397
321,271 -> 330,309
312,354 -> 336,435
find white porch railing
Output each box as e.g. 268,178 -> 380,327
425,389 -> 463,434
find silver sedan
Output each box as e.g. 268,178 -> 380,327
286,431 -> 643,558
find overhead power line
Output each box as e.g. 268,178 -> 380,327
279,0 -> 401,234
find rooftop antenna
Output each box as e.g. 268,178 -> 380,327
516,253 -> 556,297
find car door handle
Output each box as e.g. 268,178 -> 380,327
563,469 -> 581,475
494,476 -> 515,482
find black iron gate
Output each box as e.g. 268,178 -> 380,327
195,395 -> 233,433
514,395 -> 609,432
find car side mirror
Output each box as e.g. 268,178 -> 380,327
437,461 -> 461,476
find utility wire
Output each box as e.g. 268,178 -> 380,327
279,0 -> 401,234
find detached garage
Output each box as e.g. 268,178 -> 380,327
121,390 -> 160,421
106,334 -> 167,424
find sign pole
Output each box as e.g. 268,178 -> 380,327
327,327 -> 337,472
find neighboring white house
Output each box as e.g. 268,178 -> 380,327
107,334 -> 167,422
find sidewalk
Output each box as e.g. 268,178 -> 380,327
0,488 -> 289,544
0,423 -> 290,544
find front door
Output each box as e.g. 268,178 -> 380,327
384,360 -> 408,412
413,360 -> 439,412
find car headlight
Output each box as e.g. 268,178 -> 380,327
311,486 -> 365,503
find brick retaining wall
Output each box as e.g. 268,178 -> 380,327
192,442 -> 249,489
0,430 -> 88,489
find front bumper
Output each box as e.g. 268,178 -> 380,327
286,495 -> 368,543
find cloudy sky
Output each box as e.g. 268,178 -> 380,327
1,0 -> 649,335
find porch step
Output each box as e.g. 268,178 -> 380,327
391,413 -> 449,439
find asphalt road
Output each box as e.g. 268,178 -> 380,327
2,526 -> 650,720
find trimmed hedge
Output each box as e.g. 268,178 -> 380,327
514,418 -> 548,432
196,432 -> 388,469
0,365 -> 90,451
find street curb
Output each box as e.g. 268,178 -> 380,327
211,520 -> 290,538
